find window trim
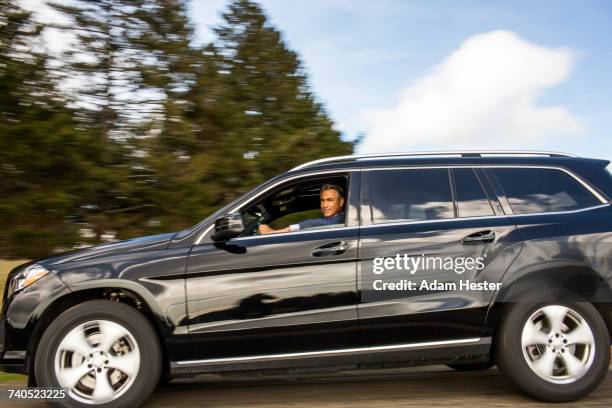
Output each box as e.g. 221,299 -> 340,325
363,165 -> 607,203
195,164 -> 606,243
481,168 -> 513,215
358,203 -> 610,230
195,169 -> 360,244
452,167 -> 497,218
448,168 -> 458,217
230,225 -> 361,242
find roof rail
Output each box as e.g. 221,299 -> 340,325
290,150 -> 577,171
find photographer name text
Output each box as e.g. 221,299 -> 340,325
372,279 -> 501,291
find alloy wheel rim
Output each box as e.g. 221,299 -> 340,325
521,305 -> 595,384
54,319 -> 140,405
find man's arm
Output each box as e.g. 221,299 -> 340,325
259,214 -> 343,235
258,224 -> 292,235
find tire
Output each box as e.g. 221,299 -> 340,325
496,301 -> 610,402
157,371 -> 173,388
447,361 -> 495,371
34,300 -> 162,408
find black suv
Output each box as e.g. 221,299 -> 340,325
2,151 -> 612,407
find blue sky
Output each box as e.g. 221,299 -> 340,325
21,0 -> 612,161
191,0 -> 612,160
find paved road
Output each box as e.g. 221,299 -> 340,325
2,366 -> 611,407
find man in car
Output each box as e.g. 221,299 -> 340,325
258,184 -> 345,234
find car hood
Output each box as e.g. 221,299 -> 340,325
37,232 -> 177,267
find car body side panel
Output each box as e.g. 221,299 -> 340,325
184,230 -> 359,360
1,272 -> 69,354
482,205 -> 612,337
357,217 -> 523,346
5,246 -> 191,363
181,172 -> 361,361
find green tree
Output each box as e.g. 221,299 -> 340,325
154,0 -> 355,230
47,0 -> 168,240
212,0 -> 354,183
126,0 -> 205,233
0,1 -> 107,257
141,0 -> 357,232
1,0 -> 356,257
139,0 -> 356,232
48,0 -> 150,134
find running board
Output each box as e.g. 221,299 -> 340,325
170,337 -> 492,376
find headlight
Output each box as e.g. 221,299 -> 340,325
10,264 -> 50,293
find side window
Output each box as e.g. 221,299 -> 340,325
367,169 -> 453,224
453,168 -> 495,217
238,175 -> 350,236
269,209 -> 321,229
494,168 -> 601,214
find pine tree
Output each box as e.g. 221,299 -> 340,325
141,0 -> 357,231
0,1 -> 107,257
47,0 -> 166,240
185,0 -> 355,215
2,0 -> 356,253
120,0 -> 205,233
47,0 -> 151,133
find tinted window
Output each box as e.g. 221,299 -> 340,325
494,168 -> 601,214
453,168 -> 495,217
368,169 -> 453,223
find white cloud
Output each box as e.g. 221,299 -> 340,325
358,31 -> 584,153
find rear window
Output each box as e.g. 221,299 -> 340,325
494,168 -> 601,214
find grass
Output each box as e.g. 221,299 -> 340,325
1,260 -> 29,383
0,371 -> 26,383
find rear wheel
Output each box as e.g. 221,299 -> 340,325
496,301 -> 610,402
34,300 -> 161,408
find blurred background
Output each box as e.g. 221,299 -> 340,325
1,0 -> 356,260
1,0 -> 611,260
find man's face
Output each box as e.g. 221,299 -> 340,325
320,189 -> 344,217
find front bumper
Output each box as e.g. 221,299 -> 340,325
1,269 -> 70,376
0,315 -> 27,374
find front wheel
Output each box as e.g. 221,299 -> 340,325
496,301 -> 610,402
34,300 -> 161,408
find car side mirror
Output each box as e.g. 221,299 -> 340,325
211,213 -> 244,242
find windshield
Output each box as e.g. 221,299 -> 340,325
170,173 -> 287,243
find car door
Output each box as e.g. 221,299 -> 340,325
357,167 -> 522,347
181,171 -> 361,361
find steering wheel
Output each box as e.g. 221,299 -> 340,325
251,212 -> 266,236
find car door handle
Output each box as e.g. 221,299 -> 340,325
312,241 -> 348,256
462,230 -> 495,244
